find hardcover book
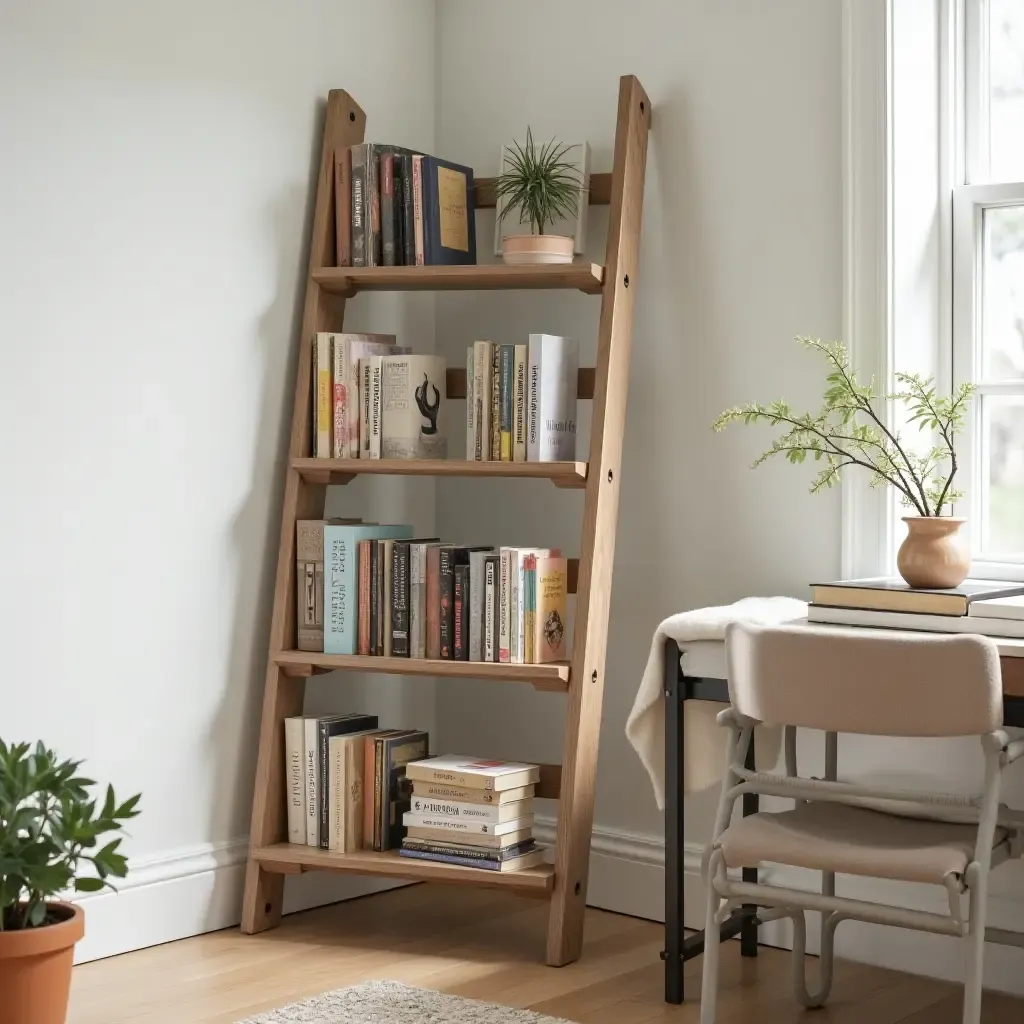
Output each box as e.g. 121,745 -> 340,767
319,714 -> 378,848
399,153 -> 416,266
535,555 -> 568,663
324,524 -> 413,655
405,755 -> 541,791
409,795 -> 532,824
527,334 -> 579,462
404,825 -> 534,849
421,155 -> 477,266
453,564 -> 470,661
398,847 -> 544,872
498,548 -> 512,663
334,146 -> 352,267
401,812 -> 533,836
357,539 -> 372,656
312,333 -> 333,458
426,544 -> 442,659
351,144 -> 368,267
381,151 -> 397,266
382,539 -> 395,656
468,549 -> 494,662
412,154 -> 425,265
513,343 -> 527,462
410,781 -> 534,804
472,341 -> 492,461
490,342 -> 501,460
484,555 -> 499,662
327,727 -> 379,852
402,837 -> 537,860
440,547 -> 491,659
284,717 -> 306,843
500,344 -> 514,460
807,604 -> 1024,639
295,518 -> 361,652
359,355 -> 384,459
381,354 -> 447,459
465,346 -> 475,461
377,730 -> 430,851
809,577 -> 1024,617
392,541 -> 411,657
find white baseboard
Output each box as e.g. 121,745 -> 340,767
535,816 -> 1024,998
71,839 -> 404,964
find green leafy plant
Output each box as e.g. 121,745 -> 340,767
712,337 -> 976,517
0,740 -> 140,930
494,127 -> 583,237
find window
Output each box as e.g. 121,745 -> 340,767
954,0 -> 1024,571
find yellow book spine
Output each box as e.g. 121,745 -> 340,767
535,557 -> 568,663
314,332 -> 333,457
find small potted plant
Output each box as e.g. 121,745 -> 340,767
713,337 -> 976,589
494,127 -> 584,265
0,739 -> 140,1024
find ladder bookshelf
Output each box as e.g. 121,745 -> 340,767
241,74 -> 651,967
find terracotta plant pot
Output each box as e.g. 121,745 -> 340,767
500,234 -> 574,265
896,516 -> 970,589
0,903 -> 84,1024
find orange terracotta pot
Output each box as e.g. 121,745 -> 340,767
0,903 -> 84,1024
896,516 -> 970,589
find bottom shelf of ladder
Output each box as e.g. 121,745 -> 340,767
252,843 -> 556,894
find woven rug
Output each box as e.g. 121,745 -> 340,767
236,980 -> 573,1023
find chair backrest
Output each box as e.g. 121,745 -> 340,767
725,622 -> 1002,737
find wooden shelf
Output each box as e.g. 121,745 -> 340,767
273,650 -> 571,691
312,263 -> 605,296
292,457 -> 588,488
253,843 -> 555,894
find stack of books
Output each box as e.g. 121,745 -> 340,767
807,577 -> 1024,637
335,143 -> 477,268
399,756 -> 545,872
296,521 -> 570,665
311,332 -> 447,460
466,336 -> 578,463
283,715 -> 428,853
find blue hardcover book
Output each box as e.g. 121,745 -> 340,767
324,524 -> 414,654
421,156 -> 477,266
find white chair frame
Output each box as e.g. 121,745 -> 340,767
699,710 -> 1024,1024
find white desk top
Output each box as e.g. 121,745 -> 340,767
679,618 -> 1024,682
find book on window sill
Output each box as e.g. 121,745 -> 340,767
806,604 -> 1024,639
809,577 -> 1024,617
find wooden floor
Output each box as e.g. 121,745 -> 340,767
69,885 -> 1023,1023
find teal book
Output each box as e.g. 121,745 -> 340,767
324,524 -> 413,654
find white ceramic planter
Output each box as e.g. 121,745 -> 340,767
500,234 -> 575,265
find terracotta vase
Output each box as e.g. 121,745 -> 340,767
0,903 -> 84,1024
500,234 -> 574,265
896,516 -> 970,589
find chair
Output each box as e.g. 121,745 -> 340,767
699,622 -> 1024,1024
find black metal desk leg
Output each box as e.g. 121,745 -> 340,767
663,637 -> 685,1004
740,730 -> 759,957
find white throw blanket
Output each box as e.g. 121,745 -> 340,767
626,597 -> 807,807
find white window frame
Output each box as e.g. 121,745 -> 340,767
953,0 -> 1024,578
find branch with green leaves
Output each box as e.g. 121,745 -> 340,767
0,739 -> 141,930
712,337 -> 975,517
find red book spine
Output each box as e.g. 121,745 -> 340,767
358,539 -> 371,656
426,545 -> 441,659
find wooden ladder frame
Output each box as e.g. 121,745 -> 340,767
241,74 -> 651,967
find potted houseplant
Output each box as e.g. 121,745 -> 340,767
494,127 -> 584,265
713,337 -> 976,589
0,739 -> 140,1024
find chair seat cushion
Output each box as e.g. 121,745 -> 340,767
717,802 -> 1005,885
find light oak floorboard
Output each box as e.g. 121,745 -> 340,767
68,886 -> 1024,1024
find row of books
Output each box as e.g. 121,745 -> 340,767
283,713 -> 428,852
399,756 -> 544,873
807,576 -> 1024,636
311,332 -> 447,460
297,521 -> 570,664
335,143 -> 478,268
466,336 -> 578,463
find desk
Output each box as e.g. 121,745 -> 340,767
662,626 -> 1024,1004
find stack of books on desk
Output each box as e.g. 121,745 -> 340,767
399,756 -> 545,872
807,578 -> 1024,637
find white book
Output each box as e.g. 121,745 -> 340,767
284,717 -> 307,844
465,346 -> 475,460
513,343 -> 528,462
807,604 -> 1024,639
331,334 -> 398,457
484,557 -> 497,662
468,549 -> 493,662
509,548 -> 520,665
498,547 -> 512,663
411,781 -> 534,804
401,812 -> 534,836
368,356 -> 383,458
527,334 -> 579,462
472,340 -> 492,461
405,754 -> 540,791
969,596 -> 1024,621
303,718 -> 319,846
409,796 -> 532,824
313,333 -> 333,458
381,353 -> 446,459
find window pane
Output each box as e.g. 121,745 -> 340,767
982,205 -> 1024,379
989,0 -> 1024,181
981,394 -> 1024,556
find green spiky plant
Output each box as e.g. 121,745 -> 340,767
712,337 -> 975,517
494,127 -> 583,237
0,740 -> 141,930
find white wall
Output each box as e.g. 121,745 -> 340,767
0,0 -> 436,961
434,0 -> 842,897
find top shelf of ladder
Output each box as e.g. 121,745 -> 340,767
312,172 -> 613,296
